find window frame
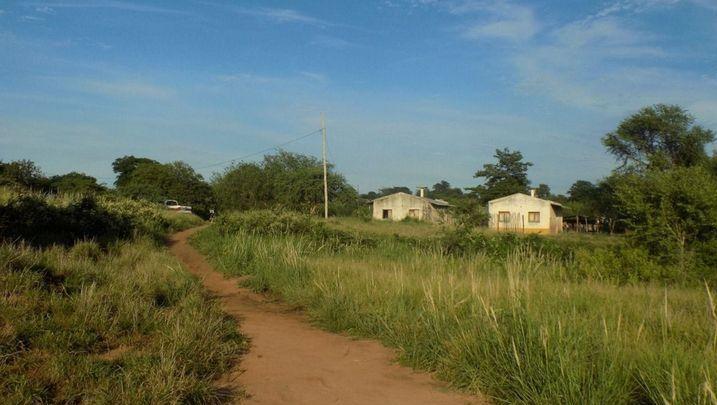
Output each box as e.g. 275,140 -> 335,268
528,211 -> 540,223
498,211 -> 511,223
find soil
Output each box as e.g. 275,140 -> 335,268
168,227 -> 485,405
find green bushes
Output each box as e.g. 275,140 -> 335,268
0,238 -> 244,403
214,210 -> 377,251
193,219 -> 717,404
0,189 -> 202,246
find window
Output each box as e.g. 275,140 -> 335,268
408,209 -> 419,219
498,211 -> 510,223
382,209 -> 392,219
528,211 -> 540,223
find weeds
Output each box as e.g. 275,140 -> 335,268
195,212 -> 717,404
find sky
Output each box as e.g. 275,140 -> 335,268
1,0 -> 716,194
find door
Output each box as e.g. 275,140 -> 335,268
382,209 -> 392,219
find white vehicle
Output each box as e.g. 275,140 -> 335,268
164,199 -> 192,213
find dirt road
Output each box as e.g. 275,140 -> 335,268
168,227 -> 484,405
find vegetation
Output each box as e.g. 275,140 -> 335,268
0,188 -> 244,403
112,156 -> 214,218
211,150 -> 358,216
469,148 -> 533,204
194,211 -> 717,404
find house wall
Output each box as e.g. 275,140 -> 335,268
488,194 -> 558,234
371,193 -> 451,223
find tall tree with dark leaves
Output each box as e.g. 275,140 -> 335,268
470,148 -> 533,204
602,104 -> 715,171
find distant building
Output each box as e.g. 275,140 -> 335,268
487,190 -> 563,234
369,189 -> 452,223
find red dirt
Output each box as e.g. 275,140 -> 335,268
168,227 -> 485,405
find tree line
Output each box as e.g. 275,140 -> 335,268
2,103 -> 716,270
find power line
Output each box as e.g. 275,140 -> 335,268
195,128 -> 323,170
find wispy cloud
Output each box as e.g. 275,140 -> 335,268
35,6 -> 54,14
429,0 -> 540,42
232,7 -> 328,26
20,15 -> 45,22
25,1 -> 188,15
309,35 -> 357,49
73,79 -> 174,100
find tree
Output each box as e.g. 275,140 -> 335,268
112,155 -> 159,187
470,148 -> 532,204
49,172 -> 105,194
429,180 -> 464,200
210,151 -> 359,216
378,186 -> 412,196
117,160 -> 214,218
212,163 -> 271,211
0,159 -> 48,190
536,183 -> 551,199
616,166 -> 717,268
602,104 -> 715,171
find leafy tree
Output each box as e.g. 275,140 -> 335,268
0,159 -> 48,190
378,186 -> 412,196
49,172 -> 105,194
603,104 -> 715,171
470,148 -> 532,204
212,163 -> 270,211
117,160 -> 213,217
211,151 -> 358,216
429,180 -> 464,200
112,155 -> 159,187
616,166 -> 717,269
536,183 -> 551,199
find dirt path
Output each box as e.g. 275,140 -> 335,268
168,227 -> 484,405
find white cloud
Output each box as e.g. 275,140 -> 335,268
25,1 -> 188,15
20,15 -> 44,22
309,35 -> 356,49
232,7 -> 328,26
35,6 -> 55,14
74,79 -> 174,100
450,1 -> 540,41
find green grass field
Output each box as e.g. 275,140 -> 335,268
194,212 -> 717,404
0,188 -> 244,403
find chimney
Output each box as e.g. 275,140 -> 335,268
530,189 -> 536,198
419,187 -> 426,198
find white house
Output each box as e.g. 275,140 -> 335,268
487,190 -> 563,234
369,190 -> 452,223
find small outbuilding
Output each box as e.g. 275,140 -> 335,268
488,190 -> 563,234
369,190 -> 452,224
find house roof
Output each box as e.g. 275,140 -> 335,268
488,192 -> 564,207
369,192 -> 452,207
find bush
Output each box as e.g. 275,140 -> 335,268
0,189 -> 203,246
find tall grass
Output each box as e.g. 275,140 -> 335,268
0,238 -> 244,403
194,214 -> 717,404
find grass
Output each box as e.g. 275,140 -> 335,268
324,216 -> 451,239
194,212 -> 717,404
0,187 -> 242,403
0,237 -> 245,403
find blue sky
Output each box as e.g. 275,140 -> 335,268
1,0 -> 716,194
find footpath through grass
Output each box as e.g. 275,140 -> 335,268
0,189 -> 245,403
193,210 -> 717,404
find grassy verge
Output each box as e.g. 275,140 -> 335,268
194,212 -> 717,404
0,188 -> 244,403
0,237 -> 245,403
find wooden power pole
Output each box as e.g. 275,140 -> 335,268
321,113 -> 329,219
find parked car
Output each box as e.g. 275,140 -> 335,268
164,199 -> 192,213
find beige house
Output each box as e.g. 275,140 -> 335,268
488,191 -> 563,234
370,191 -> 452,223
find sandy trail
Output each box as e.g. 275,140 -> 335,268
168,227 -> 484,405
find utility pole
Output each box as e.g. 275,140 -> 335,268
321,113 -> 329,219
